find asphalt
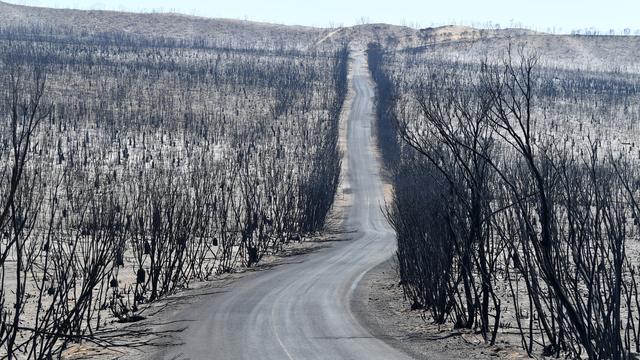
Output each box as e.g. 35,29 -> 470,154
155,51 -> 412,360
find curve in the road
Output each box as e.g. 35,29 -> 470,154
156,51 -> 410,360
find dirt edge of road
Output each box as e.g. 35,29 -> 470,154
353,259 -> 533,360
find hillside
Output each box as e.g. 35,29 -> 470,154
409,34 -> 640,72
2,0 -> 639,58
0,1 -> 326,49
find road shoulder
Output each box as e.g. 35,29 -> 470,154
353,259 -> 529,360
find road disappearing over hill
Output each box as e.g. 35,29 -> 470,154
156,51 -> 411,360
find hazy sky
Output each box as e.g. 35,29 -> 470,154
7,0 -> 640,33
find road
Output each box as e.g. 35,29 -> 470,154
157,52 -> 411,360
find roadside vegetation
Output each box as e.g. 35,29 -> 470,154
0,25 -> 347,358
370,40 -> 640,358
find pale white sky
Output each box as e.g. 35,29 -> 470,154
6,0 -> 640,33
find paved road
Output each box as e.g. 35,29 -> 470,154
157,52 -> 411,360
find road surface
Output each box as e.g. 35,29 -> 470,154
156,52 -> 411,360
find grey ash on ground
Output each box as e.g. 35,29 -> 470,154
358,260 -> 530,360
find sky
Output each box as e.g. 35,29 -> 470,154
7,0 -> 640,33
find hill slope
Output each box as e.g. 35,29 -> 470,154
0,1 -> 326,48
0,1 -> 540,49
0,1 -> 639,66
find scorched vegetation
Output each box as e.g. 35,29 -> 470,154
0,26 -> 348,357
370,40 -> 640,359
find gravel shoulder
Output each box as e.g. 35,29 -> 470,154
354,259 -> 531,360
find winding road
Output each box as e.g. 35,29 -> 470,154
156,52 -> 411,360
